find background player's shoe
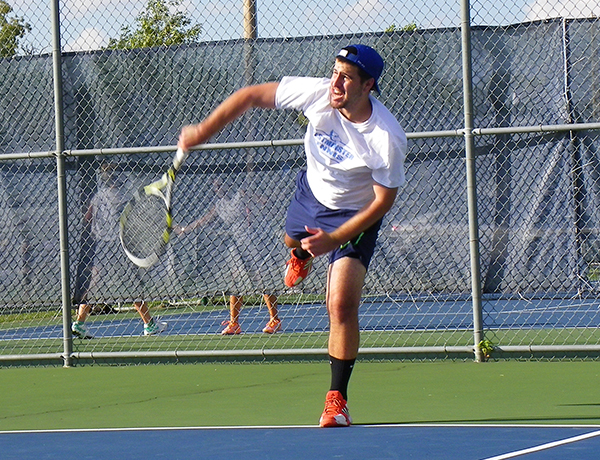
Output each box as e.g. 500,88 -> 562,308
72,321 -> 93,339
284,249 -> 313,287
221,320 -> 241,335
262,318 -> 282,334
319,390 -> 352,427
144,319 -> 167,336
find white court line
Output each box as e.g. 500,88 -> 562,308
481,429 -> 600,460
2,423 -> 600,435
0,425 -> 321,434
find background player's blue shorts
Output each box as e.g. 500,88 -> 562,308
285,170 -> 382,270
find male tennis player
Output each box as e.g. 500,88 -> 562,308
178,44 -> 407,427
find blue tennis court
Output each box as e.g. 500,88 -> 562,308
2,296 -> 600,340
2,425 -> 600,460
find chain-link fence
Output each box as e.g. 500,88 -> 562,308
1,0 -> 599,365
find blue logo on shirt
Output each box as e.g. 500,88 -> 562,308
314,130 -> 354,163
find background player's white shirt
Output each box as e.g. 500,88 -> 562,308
214,190 -> 249,241
90,186 -> 127,242
275,76 -> 407,210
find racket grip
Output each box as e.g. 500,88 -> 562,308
173,147 -> 188,172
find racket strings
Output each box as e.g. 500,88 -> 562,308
121,193 -> 170,259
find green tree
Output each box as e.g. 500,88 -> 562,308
106,0 -> 201,50
0,0 -> 31,57
385,23 -> 418,33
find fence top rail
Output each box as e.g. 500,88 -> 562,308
472,122 -> 600,136
1,122 -> 599,161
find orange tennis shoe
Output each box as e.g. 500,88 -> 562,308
221,320 -> 241,335
262,318 -> 282,334
319,390 -> 352,427
284,249 -> 313,287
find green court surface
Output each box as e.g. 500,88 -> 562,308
2,360 -> 599,431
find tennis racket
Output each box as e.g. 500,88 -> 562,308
119,148 -> 188,268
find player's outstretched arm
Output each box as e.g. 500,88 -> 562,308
178,82 -> 279,151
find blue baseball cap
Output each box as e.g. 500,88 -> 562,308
336,44 -> 384,93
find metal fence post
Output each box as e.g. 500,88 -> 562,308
51,0 -> 73,368
461,0 -> 484,362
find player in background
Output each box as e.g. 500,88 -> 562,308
175,177 -> 281,335
72,163 -> 167,338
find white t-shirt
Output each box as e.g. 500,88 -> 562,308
275,76 -> 407,210
90,186 -> 127,242
214,190 -> 249,241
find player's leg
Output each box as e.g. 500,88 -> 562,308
230,295 -> 242,322
326,257 -> 365,361
262,294 -> 281,333
222,295 -> 242,335
72,303 -> 93,339
135,300 -> 167,336
135,301 -> 151,323
283,171 -> 317,286
75,304 -> 92,323
72,259 -> 102,339
319,257 -> 365,428
264,294 -> 279,320
318,218 -> 380,427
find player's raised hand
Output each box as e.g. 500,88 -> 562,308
178,123 -> 207,151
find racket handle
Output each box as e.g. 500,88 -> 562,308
173,147 -> 188,172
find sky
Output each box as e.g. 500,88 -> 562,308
10,0 -> 600,54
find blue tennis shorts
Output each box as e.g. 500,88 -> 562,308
285,170 -> 382,270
